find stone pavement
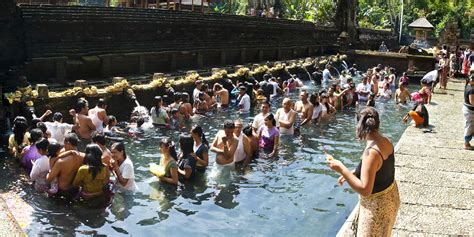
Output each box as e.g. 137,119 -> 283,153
337,78 -> 474,236
392,78 -> 474,236
0,196 -> 24,237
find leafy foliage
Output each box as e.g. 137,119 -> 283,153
358,0 -> 473,39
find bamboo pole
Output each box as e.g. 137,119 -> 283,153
228,0 -> 231,14
201,0 -> 203,13
192,0 -> 194,11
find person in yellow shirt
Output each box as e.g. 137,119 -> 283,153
8,116 -> 30,160
73,144 -> 110,200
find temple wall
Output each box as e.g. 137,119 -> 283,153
15,5 -> 341,82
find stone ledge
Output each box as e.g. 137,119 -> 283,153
393,204 -> 474,235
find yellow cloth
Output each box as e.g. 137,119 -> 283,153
8,132 -> 30,160
73,165 -> 108,196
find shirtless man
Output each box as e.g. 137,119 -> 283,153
88,98 -> 108,133
210,120 -> 238,166
242,125 -> 258,165
46,133 -> 84,199
395,83 -> 411,104
213,83 -> 229,107
180,92 -> 193,118
92,132 -> 112,166
70,98 -> 95,151
295,90 -> 314,126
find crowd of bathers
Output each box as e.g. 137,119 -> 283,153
6,61 -> 436,206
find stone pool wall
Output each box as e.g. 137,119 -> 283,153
0,3 -> 402,86
346,50 -> 436,74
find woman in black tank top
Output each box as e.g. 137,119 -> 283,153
327,107 -> 400,236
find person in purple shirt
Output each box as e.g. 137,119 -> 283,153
21,128 -> 44,174
257,114 -> 279,158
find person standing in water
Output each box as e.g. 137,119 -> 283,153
88,98 -> 108,133
71,98 -> 96,151
295,90 -> 314,126
210,120 -> 238,166
275,98 -> 296,136
328,107 -> 400,236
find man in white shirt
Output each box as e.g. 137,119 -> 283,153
268,77 -> 280,97
356,76 -> 372,102
193,80 -> 203,102
322,65 -> 334,84
422,69 -> 439,90
238,86 -> 251,113
252,101 -> 271,133
44,112 -> 75,145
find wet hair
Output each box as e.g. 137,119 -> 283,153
173,92 -> 182,102
310,93 -> 319,106
261,101 -> 270,107
171,108 -> 179,115
92,132 -> 106,146
84,144 -> 104,179
198,92 -> 205,100
96,98 -> 106,108
29,128 -> 44,144
213,83 -> 222,90
47,142 -> 61,158
108,115 -> 117,124
53,112 -> 63,122
191,125 -> 209,147
136,117 -> 145,127
75,98 -> 88,113
35,138 -> 49,152
154,96 -> 163,105
242,125 -> 253,137
179,134 -> 194,156
356,107 -> 380,140
420,79 -> 428,85
12,116 -> 28,146
30,118 -> 42,131
64,133 -> 79,147
111,142 -> 127,160
36,122 -> 47,136
181,92 -> 190,102
263,73 -> 272,81
223,120 -> 235,129
159,138 -> 177,160
265,113 -> 276,127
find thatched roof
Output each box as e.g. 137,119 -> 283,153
408,17 -> 434,29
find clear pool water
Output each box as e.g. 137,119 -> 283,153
0,80 -> 412,236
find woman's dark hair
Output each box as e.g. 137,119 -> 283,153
179,134 -> 194,156
36,122 -> 47,136
29,118 -> 42,131
265,113 -> 276,127
159,138 -> 177,160
356,107 -> 380,140
310,94 -> 319,106
92,132 -> 106,146
173,92 -> 182,102
242,125 -> 253,137
154,96 -> 163,105
181,92 -> 190,102
35,138 -> 49,152
29,128 -> 44,144
47,142 -> 62,158
191,125 -> 209,147
84,144 -> 104,179
111,142 -> 127,160
12,116 -> 28,146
